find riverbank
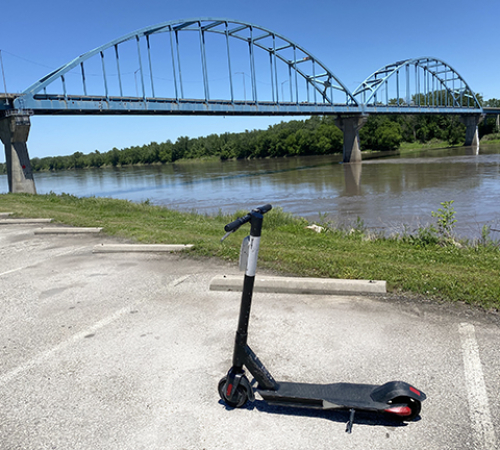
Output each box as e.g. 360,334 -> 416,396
399,136 -> 500,152
1,193 -> 499,310
0,138 -> 489,176
480,133 -> 500,144
399,139 -> 461,152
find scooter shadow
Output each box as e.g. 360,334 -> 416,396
219,399 -> 419,430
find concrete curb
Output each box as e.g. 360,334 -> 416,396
0,212 -> 13,218
210,274 -> 386,295
1,218 -> 52,224
92,244 -> 194,253
35,227 -> 102,234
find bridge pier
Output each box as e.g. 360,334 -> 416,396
460,114 -> 483,150
0,114 -> 36,194
335,115 -> 368,163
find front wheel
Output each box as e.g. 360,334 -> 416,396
218,376 -> 249,408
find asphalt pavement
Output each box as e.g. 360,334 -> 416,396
0,221 -> 499,450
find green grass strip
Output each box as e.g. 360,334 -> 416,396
1,193 -> 499,310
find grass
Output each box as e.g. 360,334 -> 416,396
1,192 -> 499,310
480,133 -> 500,144
399,139 -> 461,152
172,155 -> 222,165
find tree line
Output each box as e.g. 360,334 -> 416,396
1,99 -> 500,174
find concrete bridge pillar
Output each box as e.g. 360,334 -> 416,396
335,115 -> 368,163
0,114 -> 36,194
460,114 -> 483,151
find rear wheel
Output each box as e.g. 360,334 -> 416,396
384,396 -> 421,421
218,376 -> 249,408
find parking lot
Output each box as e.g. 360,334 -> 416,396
0,222 -> 499,449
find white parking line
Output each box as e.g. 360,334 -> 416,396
0,303 -> 136,387
458,323 -> 497,450
0,247 -> 88,278
0,275 -> 190,387
169,274 -> 192,286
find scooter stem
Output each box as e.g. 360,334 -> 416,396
233,210 -> 263,367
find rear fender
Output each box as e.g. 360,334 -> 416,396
370,381 -> 426,404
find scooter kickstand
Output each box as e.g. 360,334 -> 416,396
345,409 -> 356,434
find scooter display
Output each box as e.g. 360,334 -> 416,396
218,204 -> 426,432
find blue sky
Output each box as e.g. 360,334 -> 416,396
1,0 -> 499,162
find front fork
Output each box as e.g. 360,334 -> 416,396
224,367 -> 255,403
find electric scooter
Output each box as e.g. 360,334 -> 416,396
218,204 -> 426,433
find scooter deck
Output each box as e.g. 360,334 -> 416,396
257,381 -> 388,411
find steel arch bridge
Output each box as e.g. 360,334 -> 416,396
4,18 -> 482,116
11,18 -> 359,116
353,57 -> 482,113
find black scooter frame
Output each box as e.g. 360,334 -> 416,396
218,204 -> 426,432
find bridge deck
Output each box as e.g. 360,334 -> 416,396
0,93 -> 482,116
483,107 -> 500,115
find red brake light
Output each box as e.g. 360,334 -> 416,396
384,406 -> 412,416
410,386 -> 421,396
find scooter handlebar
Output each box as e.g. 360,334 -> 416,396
223,204 -> 273,233
224,214 -> 252,232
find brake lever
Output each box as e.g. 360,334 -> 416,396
220,230 -> 234,242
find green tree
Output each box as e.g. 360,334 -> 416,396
360,116 -> 402,150
374,121 -> 403,150
90,150 -> 104,168
484,98 -> 500,107
172,136 -> 190,161
108,148 -> 120,166
158,141 -> 173,163
70,152 -> 85,169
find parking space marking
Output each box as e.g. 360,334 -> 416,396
169,274 -> 192,286
459,323 -> 496,450
0,275 -> 190,387
0,303 -> 137,387
0,246 -> 88,278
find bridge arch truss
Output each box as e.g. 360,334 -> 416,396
352,57 -> 482,113
14,18 -> 359,115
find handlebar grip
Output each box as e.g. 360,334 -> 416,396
224,213 -> 251,232
254,204 -> 272,214
223,204 -> 273,233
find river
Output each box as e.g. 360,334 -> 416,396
2,145 -> 500,240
